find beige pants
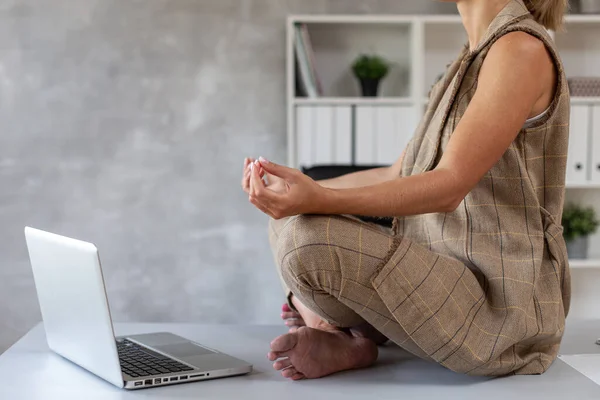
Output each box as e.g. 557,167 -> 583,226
268,214 -> 431,360
268,213 -> 567,377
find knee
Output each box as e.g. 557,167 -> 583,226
274,215 -> 325,262
274,215 -> 331,289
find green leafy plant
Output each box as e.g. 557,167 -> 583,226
352,54 -> 390,80
562,204 -> 599,242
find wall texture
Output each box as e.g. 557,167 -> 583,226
0,0 -> 455,353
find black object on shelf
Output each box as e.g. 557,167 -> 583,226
301,164 -> 385,180
301,164 -> 395,228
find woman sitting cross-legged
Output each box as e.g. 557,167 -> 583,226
241,0 -> 571,380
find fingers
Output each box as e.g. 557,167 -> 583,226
249,163 -> 281,207
249,162 -> 264,198
247,159 -> 290,219
258,157 -> 296,180
249,194 -> 273,216
243,157 -> 253,172
242,158 -> 265,194
248,165 -> 278,217
242,158 -> 254,193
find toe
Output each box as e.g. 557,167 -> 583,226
268,350 -> 290,361
281,311 -> 301,320
273,358 -> 292,371
291,373 -> 305,381
270,332 -> 298,353
281,367 -> 298,378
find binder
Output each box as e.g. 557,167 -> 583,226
356,106 -> 417,164
567,105 -> 590,184
295,106 -> 352,167
592,106 -> 600,184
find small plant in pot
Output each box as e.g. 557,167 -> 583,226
562,203 -> 599,259
352,54 -> 390,97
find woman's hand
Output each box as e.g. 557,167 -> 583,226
241,158 -> 261,194
242,157 -> 286,195
247,157 -> 329,219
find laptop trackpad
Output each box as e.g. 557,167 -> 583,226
155,342 -> 214,358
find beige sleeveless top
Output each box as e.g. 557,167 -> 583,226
385,0 -> 571,375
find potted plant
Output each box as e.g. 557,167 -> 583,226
352,54 -> 390,97
562,203 -> 599,259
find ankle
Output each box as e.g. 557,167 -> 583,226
313,319 -> 342,333
352,337 -> 379,367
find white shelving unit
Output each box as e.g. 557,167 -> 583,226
293,97 -> 413,106
570,259 -> 600,268
286,13 -> 600,267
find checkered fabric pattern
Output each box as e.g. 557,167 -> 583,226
269,0 -> 571,376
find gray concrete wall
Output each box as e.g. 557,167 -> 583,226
0,0 -> 456,353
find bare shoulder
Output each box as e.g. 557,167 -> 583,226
480,31 -> 555,104
483,31 -> 553,75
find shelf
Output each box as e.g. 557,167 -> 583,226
566,182 -> 600,189
289,15 -> 416,25
421,97 -> 600,106
289,14 -> 600,26
294,97 -> 414,106
570,259 -> 600,268
422,15 -> 462,24
565,14 -> 600,24
287,13 -> 600,167
571,97 -> 600,105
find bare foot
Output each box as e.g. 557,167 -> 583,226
281,303 -> 305,331
283,298 -> 388,340
350,323 -> 389,346
268,327 -> 378,380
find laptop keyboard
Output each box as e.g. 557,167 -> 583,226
117,339 -> 194,378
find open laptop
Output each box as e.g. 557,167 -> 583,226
24,227 -> 252,389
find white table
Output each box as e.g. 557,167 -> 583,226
1,322 -> 599,400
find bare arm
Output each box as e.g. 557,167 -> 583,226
317,150 -> 405,189
248,33 -> 555,220
317,33 -> 555,217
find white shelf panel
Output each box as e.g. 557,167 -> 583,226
565,14 -> 600,24
571,97 -> 600,105
566,182 -> 600,189
422,16 -> 462,24
294,97 -> 414,106
289,15 -> 416,25
420,14 -> 600,24
290,14 -> 600,26
570,259 -> 600,268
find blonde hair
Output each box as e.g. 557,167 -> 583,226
524,0 -> 568,31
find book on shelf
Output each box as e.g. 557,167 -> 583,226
294,23 -> 321,98
300,24 -> 323,95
